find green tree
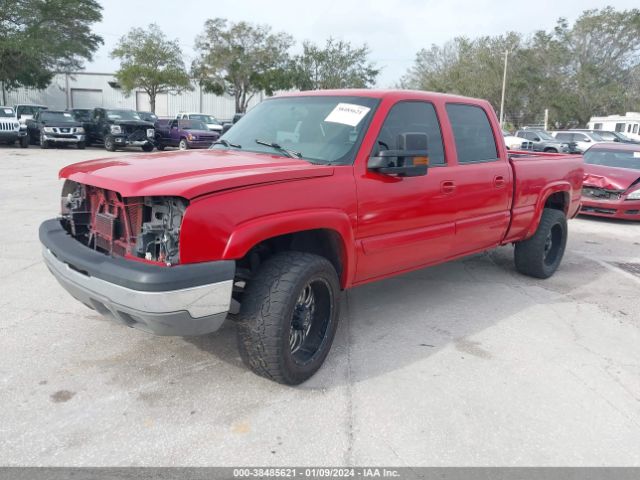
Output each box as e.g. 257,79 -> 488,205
111,24 -> 192,114
551,7 -> 640,126
192,18 -> 294,113
293,38 -> 379,90
400,7 -> 640,128
400,33 -> 530,125
0,0 -> 103,104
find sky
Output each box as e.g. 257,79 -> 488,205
90,0 -> 638,87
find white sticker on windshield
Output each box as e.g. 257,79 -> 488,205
64,113 -> 72,117
4,108 -> 13,114
324,103 -> 371,127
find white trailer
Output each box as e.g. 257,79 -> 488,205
588,112 -> 640,141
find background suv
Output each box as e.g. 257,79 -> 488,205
515,130 -> 571,153
552,130 -> 605,153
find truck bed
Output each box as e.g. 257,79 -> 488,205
503,151 -> 584,243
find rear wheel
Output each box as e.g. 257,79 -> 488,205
104,135 -> 116,152
544,147 -> 558,153
236,252 -> 341,385
514,208 -> 567,279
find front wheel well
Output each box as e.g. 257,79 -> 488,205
233,229 -> 346,301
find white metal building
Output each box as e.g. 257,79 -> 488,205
587,112 -> 640,141
3,72 -> 265,122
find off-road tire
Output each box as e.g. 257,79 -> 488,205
141,143 -> 154,152
236,252 -> 341,385
104,135 -> 116,152
514,208 -> 567,279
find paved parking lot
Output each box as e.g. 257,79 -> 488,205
1,145 -> 639,466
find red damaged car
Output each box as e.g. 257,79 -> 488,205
580,143 -> 640,220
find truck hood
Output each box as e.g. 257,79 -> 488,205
111,120 -> 155,127
583,164 -> 640,191
59,149 -> 335,199
185,128 -> 217,136
42,122 -> 83,128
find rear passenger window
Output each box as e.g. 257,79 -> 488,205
446,104 -> 498,163
375,101 -> 445,165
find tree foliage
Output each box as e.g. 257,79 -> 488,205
0,0 -> 103,104
111,24 -> 192,113
192,18 -> 294,113
292,38 -> 379,90
400,7 -> 640,127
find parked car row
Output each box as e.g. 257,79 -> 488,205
0,103 -> 242,152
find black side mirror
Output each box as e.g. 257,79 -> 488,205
368,133 -> 429,177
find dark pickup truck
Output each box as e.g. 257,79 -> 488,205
155,119 -> 219,150
26,110 -> 86,149
85,108 -> 155,152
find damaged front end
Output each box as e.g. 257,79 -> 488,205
60,180 -> 187,265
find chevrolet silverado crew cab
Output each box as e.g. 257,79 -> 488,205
39,90 -> 583,385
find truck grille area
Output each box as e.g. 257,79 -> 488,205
581,187 -> 623,200
60,180 -> 186,265
0,121 -> 18,131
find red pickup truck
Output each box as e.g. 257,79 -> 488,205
39,90 -> 583,384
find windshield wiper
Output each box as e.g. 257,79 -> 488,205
255,139 -> 302,158
211,139 -> 242,149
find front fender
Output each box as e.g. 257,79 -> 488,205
223,209 -> 356,288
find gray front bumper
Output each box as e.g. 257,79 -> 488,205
40,219 -> 234,336
43,134 -> 85,143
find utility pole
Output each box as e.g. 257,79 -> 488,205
544,108 -> 549,131
499,50 -> 508,128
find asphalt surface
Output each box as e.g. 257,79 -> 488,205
1,145 -> 639,466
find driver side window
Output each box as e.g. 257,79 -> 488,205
374,101 -> 445,165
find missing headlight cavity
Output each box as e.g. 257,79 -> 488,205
135,197 -> 188,265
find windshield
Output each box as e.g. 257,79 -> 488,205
0,108 -> 14,118
72,110 -> 92,121
106,110 -> 141,121
17,105 -> 46,116
189,114 -> 218,124
214,96 -> 379,164
589,131 -> 605,141
593,131 -> 616,141
139,112 -> 158,122
181,120 -> 208,130
41,111 -> 75,123
616,132 -> 633,141
537,131 -> 556,140
584,148 -> 640,171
